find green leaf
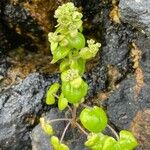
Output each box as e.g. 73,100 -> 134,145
46,93 -> 55,105
66,33 -> 85,50
60,59 -> 70,72
62,81 -> 88,104
51,136 -> 59,149
80,106 -> 108,133
46,83 -> 60,105
51,46 -> 70,63
40,117 -> 53,135
118,130 -> 138,150
51,42 -> 58,54
102,137 -> 117,150
58,94 -> 68,111
59,143 -> 70,150
79,47 -> 93,59
48,83 -> 60,94
85,134 -> 100,147
70,76 -> 82,88
70,58 -> 85,75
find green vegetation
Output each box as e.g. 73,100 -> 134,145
41,2 -> 138,150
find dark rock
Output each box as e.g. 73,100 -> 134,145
137,34 -> 150,84
107,77 -> 139,129
107,77 -> 150,148
119,0 -> 150,37
85,65 -> 107,98
101,23 -> 135,80
0,73 -> 59,150
0,54 -> 8,79
130,109 -> 150,150
31,108 -> 88,150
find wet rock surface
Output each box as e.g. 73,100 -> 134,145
107,32 -> 150,149
119,0 -> 150,37
31,108 -> 88,150
0,73 -> 59,150
0,0 -> 150,149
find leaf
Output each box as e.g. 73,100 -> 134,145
80,106 -> 108,133
58,94 -> 68,111
70,58 -> 85,75
51,42 -> 58,54
70,76 -> 82,88
46,83 -> 60,105
102,137 -> 117,150
59,143 -> 70,150
60,59 -> 70,72
79,47 -> 93,59
118,130 -> 138,150
46,93 -> 55,105
66,33 -> 85,50
40,117 -> 53,135
51,46 -> 70,63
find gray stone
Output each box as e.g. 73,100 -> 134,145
119,0 -> 150,37
31,108 -> 88,150
0,73 -> 59,150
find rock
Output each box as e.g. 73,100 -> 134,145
85,65 -> 107,98
137,34 -> 150,84
1,0 -> 69,51
0,73 -> 59,150
131,109 -> 150,150
107,77 -> 139,129
107,76 -> 150,148
31,108 -> 88,150
119,0 -> 150,37
0,54 -> 8,79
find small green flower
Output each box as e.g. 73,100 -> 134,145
79,39 -> 101,59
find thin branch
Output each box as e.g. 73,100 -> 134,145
49,118 -> 71,123
67,105 -> 73,112
76,122 -> 88,136
80,103 -> 91,109
107,124 -> 119,140
52,94 -> 59,99
60,121 -> 71,142
72,106 -> 77,120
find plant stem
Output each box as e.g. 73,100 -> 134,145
67,105 -> 73,112
53,93 -> 59,99
76,122 -> 88,136
80,103 -> 91,109
107,124 -> 119,140
60,121 -> 71,143
49,118 -> 71,123
72,106 -> 77,121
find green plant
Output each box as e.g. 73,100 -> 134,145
41,2 -> 138,150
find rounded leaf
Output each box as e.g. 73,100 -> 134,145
60,59 -> 70,72
58,94 -> 68,111
46,93 -> 55,105
70,58 -> 85,75
62,81 -> 88,104
67,33 -> 85,50
118,130 -> 138,150
40,118 -> 53,135
80,106 -> 108,133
